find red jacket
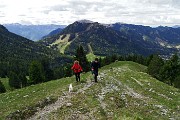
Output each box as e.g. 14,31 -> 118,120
71,63 -> 83,73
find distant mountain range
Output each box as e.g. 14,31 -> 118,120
3,23 -> 66,41
42,28 -> 63,39
0,24 -> 70,67
172,25 -> 180,28
39,21 -> 180,56
1,20 -> 180,64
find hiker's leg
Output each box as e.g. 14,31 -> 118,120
78,73 -> 80,81
75,73 -> 78,82
93,71 -> 98,82
95,75 -> 98,82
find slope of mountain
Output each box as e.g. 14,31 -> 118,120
111,23 -> 180,47
172,25 -> 180,28
42,28 -> 63,39
39,21 -> 179,56
0,25 -> 69,66
0,61 -> 179,119
3,23 -> 66,41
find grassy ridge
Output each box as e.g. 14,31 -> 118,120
0,76 -> 77,119
46,61 -> 179,119
0,61 -> 179,119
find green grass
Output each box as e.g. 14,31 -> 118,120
0,76 -> 79,119
0,61 -> 179,120
86,53 -> 104,62
58,42 -> 71,54
46,61 -> 179,120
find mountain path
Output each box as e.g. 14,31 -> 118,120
27,67 -> 178,119
28,77 -> 95,120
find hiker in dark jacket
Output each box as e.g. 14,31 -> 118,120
91,58 -> 100,82
71,60 -> 83,82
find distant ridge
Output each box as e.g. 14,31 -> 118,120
0,24 -> 66,65
3,23 -> 66,41
39,20 -> 179,56
172,25 -> 180,28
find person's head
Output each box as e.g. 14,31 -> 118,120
74,60 -> 79,64
95,58 -> 98,62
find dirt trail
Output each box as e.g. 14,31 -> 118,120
28,78 -> 95,120
28,69 -> 148,120
5,63 -> 179,120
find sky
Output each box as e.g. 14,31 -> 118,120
0,0 -> 180,26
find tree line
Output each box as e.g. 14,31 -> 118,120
99,53 -> 180,88
147,54 -> 180,88
0,45 -> 179,94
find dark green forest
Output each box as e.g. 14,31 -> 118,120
1,45 -> 179,94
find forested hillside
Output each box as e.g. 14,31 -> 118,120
0,25 -> 72,78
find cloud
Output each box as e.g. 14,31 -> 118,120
48,1 -> 103,15
0,0 -> 179,26
0,5 -> 6,8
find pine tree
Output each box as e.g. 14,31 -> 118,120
103,56 -> 111,65
0,69 -> 6,78
75,45 -> 89,72
9,71 -> 21,89
40,58 -> 54,81
148,54 -> 164,79
166,54 -> 179,85
145,54 -> 154,66
29,61 -> 45,84
174,75 -> 180,88
0,80 -> 6,93
111,54 -> 118,62
0,63 -> 7,78
53,67 -> 64,79
18,73 -> 27,87
64,63 -> 73,77
159,62 -> 171,83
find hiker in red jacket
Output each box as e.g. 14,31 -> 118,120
71,60 -> 83,82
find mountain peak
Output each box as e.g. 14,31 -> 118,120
76,19 -> 94,24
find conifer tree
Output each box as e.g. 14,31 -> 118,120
18,73 -> 27,87
53,67 -> 64,79
64,63 -> 73,77
40,58 -> 54,81
148,54 -> 164,79
103,56 -> 111,65
111,54 -> 118,62
75,45 -> 89,72
174,75 -> 180,88
29,61 -> 45,84
0,69 -> 6,78
9,71 -> 21,89
0,80 -> 6,93
160,54 -> 179,85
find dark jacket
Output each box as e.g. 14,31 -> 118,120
91,61 -> 100,75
